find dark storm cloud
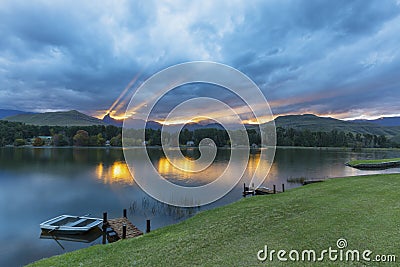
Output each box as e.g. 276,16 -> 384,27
0,0 -> 399,119
0,1 -> 150,112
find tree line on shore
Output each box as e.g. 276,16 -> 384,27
275,127 -> 395,148
0,121 -> 122,147
0,120 -> 398,148
175,127 -> 396,148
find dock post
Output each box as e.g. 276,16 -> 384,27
273,185 -> 276,194
282,184 -> 285,193
122,224 -> 126,239
146,219 -> 151,233
123,209 -> 127,218
102,212 -> 108,229
102,230 -> 107,244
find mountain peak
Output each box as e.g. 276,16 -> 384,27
102,113 -> 123,127
66,110 -> 81,114
302,113 -> 318,117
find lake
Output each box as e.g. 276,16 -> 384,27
1,146 -> 399,266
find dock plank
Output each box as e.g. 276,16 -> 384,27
105,217 -> 143,240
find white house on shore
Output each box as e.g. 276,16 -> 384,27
186,141 -> 195,146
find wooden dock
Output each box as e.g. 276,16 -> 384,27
243,183 -> 284,196
102,210 -> 144,243
254,187 -> 279,195
106,217 -> 143,239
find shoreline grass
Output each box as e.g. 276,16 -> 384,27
347,158 -> 400,167
286,176 -> 307,183
31,173 -> 400,266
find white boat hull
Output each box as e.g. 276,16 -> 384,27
40,215 -> 103,234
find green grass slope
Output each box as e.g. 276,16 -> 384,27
348,158 -> 400,166
32,173 -> 400,266
3,110 -> 106,126
274,114 -> 400,137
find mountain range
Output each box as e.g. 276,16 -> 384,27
350,117 -> 400,127
0,109 -> 35,119
2,109 -> 400,138
2,110 -> 106,126
273,114 -> 400,137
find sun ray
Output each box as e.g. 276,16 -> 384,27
105,72 -> 141,116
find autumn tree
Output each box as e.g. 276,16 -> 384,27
32,137 -> 44,146
110,134 -> 122,146
73,130 -> 89,146
53,134 -> 69,146
14,138 -> 26,146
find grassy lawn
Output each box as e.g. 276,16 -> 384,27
31,174 -> 400,266
347,158 -> 400,167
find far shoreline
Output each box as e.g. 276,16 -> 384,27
3,145 -> 400,151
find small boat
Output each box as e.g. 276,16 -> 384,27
40,215 -> 103,234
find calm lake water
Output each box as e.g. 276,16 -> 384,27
1,147 -> 399,266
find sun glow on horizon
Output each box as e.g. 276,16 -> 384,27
93,106 -> 400,125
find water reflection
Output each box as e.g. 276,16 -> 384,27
95,162 -> 134,185
40,227 -> 103,244
93,149 -> 234,187
91,149 -> 295,188
145,149 -> 230,186
247,152 -> 261,175
129,196 -> 201,220
156,156 -> 227,186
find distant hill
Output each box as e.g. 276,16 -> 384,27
123,118 -> 224,131
0,109 -> 35,119
102,114 -> 123,127
184,122 -> 224,131
272,114 -> 400,137
350,116 -> 400,127
3,110 -> 107,126
123,118 -> 162,130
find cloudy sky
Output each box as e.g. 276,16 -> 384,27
1,0 -> 400,121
